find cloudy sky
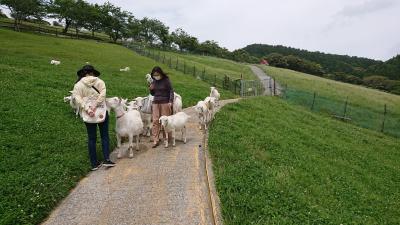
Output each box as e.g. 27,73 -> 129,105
3,0 -> 397,60
82,0 -> 400,61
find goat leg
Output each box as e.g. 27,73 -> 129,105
128,135 -> 134,158
117,134 -> 122,159
136,135 -> 140,151
164,131 -> 169,148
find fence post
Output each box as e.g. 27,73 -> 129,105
202,68 -> 205,80
56,28 -> 58,37
169,57 -> 172,68
381,104 -> 387,132
273,79 -> 276,96
176,57 -> 178,69
254,81 -> 257,96
343,96 -> 349,118
183,61 -> 186,74
162,54 -> 165,64
193,65 -> 196,76
214,75 -> 217,86
311,92 -> 316,110
240,79 -> 244,97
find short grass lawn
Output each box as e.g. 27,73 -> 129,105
209,97 -> 400,224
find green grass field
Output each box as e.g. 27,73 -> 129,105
260,65 -> 400,137
209,97 -> 400,224
0,28 -> 235,225
145,48 -> 255,80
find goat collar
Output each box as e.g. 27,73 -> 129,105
116,112 -> 125,119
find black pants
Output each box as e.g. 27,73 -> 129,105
84,113 -> 110,167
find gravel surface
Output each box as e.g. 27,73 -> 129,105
42,99 -> 238,225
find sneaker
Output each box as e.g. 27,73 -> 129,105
91,162 -> 102,171
103,160 -> 115,167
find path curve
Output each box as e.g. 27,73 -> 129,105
42,99 -> 238,225
249,65 -> 282,96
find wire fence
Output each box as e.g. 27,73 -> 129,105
125,43 -> 270,97
279,86 -> 400,138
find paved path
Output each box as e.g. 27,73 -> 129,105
43,99 -> 238,225
249,65 -> 281,96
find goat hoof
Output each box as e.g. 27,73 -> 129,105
117,154 -> 122,159
129,153 -> 133,158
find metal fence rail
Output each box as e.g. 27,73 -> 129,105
125,43 -> 274,98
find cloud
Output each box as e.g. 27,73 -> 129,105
337,0 -> 397,17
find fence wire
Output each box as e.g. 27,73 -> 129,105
126,44 -> 273,98
283,87 -> 400,138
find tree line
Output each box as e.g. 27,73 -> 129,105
243,44 -> 400,95
0,0 -> 260,64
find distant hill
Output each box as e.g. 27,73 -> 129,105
242,44 -> 399,80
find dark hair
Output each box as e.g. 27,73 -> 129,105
151,66 -> 168,79
75,65 -> 100,83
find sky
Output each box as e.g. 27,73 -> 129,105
3,0 -> 399,60
82,0 -> 400,61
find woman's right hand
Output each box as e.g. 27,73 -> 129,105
149,83 -> 154,90
87,106 -> 96,117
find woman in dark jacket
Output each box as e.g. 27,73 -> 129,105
149,66 -> 174,148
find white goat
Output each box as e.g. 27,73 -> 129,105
194,100 -> 209,130
204,96 -> 217,120
134,96 -> 153,137
210,87 -> 220,106
159,112 -> 190,148
50,60 -> 61,65
145,73 -> 153,85
173,92 -> 183,114
119,67 -> 130,72
106,97 -> 143,158
63,91 -> 79,116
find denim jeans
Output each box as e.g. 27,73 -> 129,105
84,112 -> 110,167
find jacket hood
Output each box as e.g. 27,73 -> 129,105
80,76 -> 99,87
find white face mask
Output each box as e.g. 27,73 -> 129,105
153,75 -> 161,80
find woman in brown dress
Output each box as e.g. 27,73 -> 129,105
149,66 -> 174,148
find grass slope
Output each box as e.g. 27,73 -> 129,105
262,65 -> 400,114
0,29 -> 234,225
261,65 -> 400,137
147,48 -> 255,80
209,97 -> 400,224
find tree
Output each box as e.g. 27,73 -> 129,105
47,0 -> 77,33
0,0 -> 46,30
84,3 -> 102,37
100,2 -> 130,43
197,40 -> 220,56
265,53 -> 289,68
171,28 -> 198,52
137,17 -> 170,47
69,0 -> 90,36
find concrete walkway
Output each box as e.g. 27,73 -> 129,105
43,99 -> 238,225
249,65 -> 282,96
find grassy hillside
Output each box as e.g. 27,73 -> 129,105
209,97 -> 400,224
0,29 -> 234,225
243,43 -> 380,78
261,65 -> 400,137
145,48 -> 255,80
